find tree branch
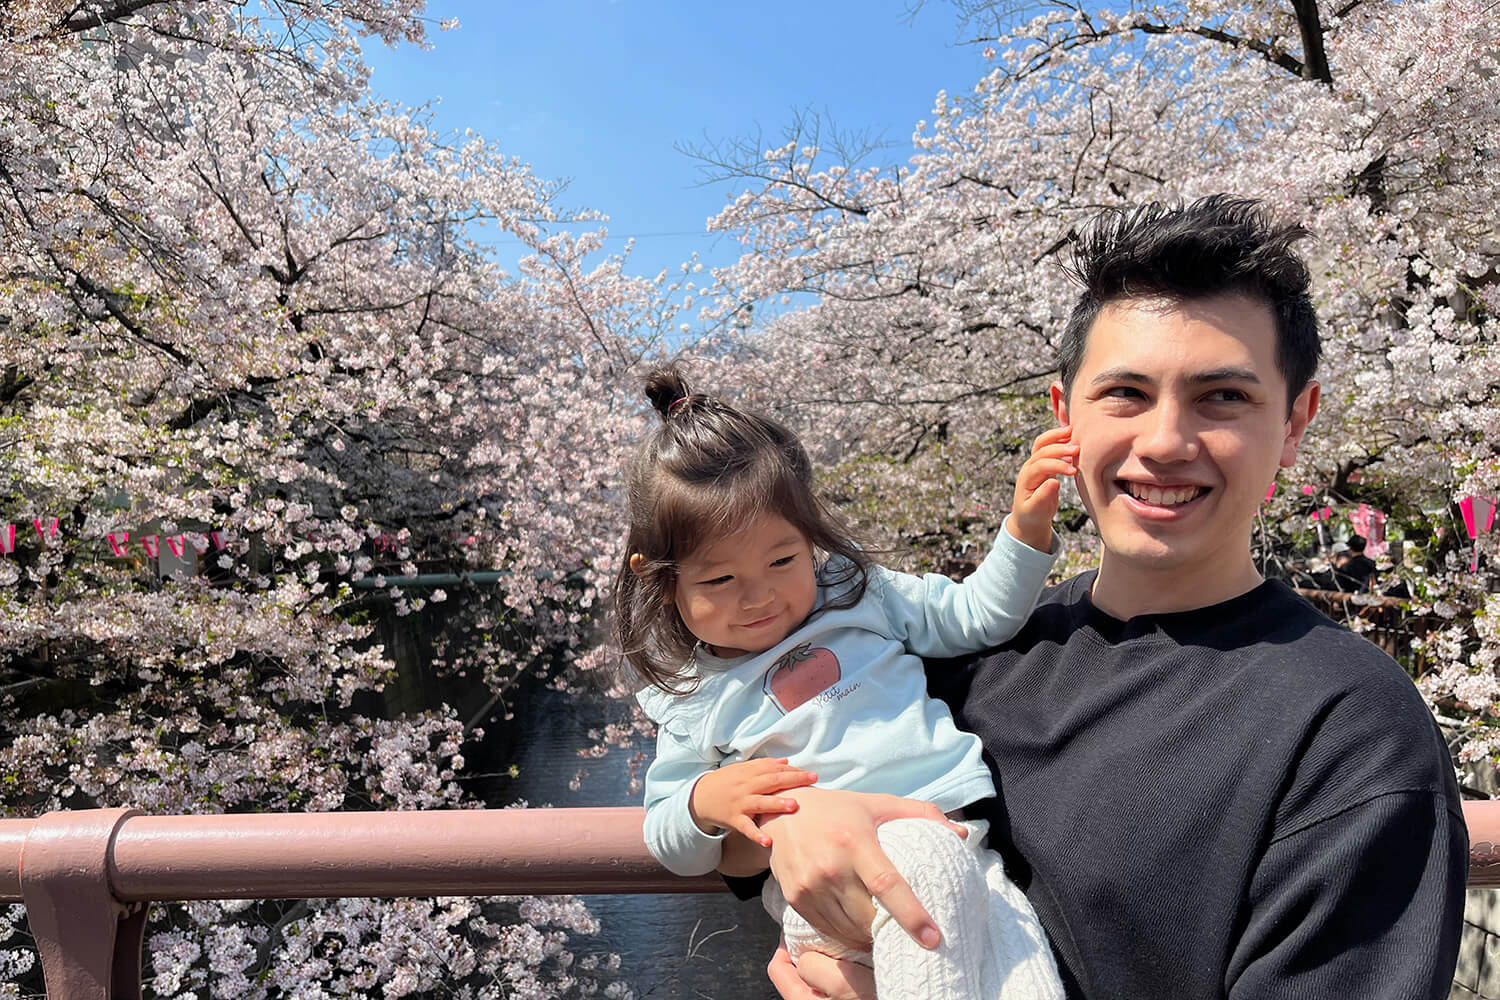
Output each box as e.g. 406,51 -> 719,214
57,0 -> 168,35
1289,0 -> 1334,83
1136,23 -> 1308,81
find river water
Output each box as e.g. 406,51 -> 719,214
477,683 -> 781,999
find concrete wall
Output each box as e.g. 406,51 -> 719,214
1454,890 -> 1500,998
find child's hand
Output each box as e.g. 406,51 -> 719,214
1007,425 -> 1078,553
689,758 -> 817,846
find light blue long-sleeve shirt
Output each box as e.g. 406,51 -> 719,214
637,524 -> 1057,876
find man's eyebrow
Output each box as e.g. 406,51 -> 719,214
1087,366 -> 1262,386
1189,367 -> 1261,385
1088,367 -> 1151,387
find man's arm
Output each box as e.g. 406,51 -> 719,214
1227,789 -> 1467,999
719,829 -> 773,878
757,786 -> 966,951
767,938 -> 876,999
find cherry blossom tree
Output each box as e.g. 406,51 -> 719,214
0,1 -> 671,995
697,0 -> 1499,750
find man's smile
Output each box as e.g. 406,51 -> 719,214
1117,481 -> 1212,507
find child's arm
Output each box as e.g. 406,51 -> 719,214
1006,425 -> 1077,553
690,757 -> 817,846
642,719 -> 813,876
877,426 -> 1075,657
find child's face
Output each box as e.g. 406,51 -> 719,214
671,514 -> 818,658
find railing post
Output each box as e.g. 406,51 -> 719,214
19,808 -> 148,1000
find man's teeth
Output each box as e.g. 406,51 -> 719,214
1126,483 -> 1205,506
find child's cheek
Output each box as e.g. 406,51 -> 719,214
679,591 -> 718,634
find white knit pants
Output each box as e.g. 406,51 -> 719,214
762,818 -> 1064,999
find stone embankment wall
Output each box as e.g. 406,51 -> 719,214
1454,726 -> 1498,999
1454,891 -> 1500,998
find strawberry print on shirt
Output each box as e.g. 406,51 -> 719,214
763,643 -> 841,714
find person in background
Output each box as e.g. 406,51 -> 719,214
1332,534 -> 1379,592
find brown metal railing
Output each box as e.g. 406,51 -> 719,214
3,803 -> 1498,1000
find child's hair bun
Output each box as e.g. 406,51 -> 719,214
643,366 -> 692,421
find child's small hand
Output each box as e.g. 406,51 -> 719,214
689,758 -> 817,846
1007,425 -> 1078,553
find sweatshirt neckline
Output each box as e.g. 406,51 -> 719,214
692,643 -> 753,670
1069,570 -> 1287,642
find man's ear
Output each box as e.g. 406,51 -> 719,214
1279,381 -> 1321,468
1049,381 -> 1070,426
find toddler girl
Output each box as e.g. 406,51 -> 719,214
615,366 -> 1073,998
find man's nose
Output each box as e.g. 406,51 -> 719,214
1137,399 -> 1199,463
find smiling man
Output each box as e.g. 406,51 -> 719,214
1053,285 -> 1317,618
759,196 -> 1468,1000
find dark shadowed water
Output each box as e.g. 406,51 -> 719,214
476,684 -> 782,999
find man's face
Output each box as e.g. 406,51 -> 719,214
1051,294 -> 1319,585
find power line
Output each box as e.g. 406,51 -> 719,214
487,229 -> 723,246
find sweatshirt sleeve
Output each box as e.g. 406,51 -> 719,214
1226,788 -> 1467,999
874,517 -> 1058,658
638,701 -> 729,877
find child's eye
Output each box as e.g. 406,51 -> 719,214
771,554 -> 798,568
700,575 -> 732,586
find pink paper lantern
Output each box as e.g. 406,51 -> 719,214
1461,496 -> 1497,538
1350,503 -> 1388,558
1459,496 -> 1496,572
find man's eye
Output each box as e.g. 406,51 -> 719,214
1205,389 -> 1248,403
1102,386 -> 1145,400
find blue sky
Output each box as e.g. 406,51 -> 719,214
360,1 -> 994,281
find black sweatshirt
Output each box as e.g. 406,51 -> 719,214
924,573 -> 1468,999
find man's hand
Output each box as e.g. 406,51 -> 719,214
1007,425 -> 1077,553
689,758 -> 817,845
767,938 -> 876,1000
761,787 -> 966,952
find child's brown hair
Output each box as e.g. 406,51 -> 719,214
613,366 -> 869,693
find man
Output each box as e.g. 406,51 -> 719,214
750,196 -> 1467,999
1332,534 -> 1379,592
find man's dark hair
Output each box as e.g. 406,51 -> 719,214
1347,534 -> 1367,554
1057,195 -> 1321,414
